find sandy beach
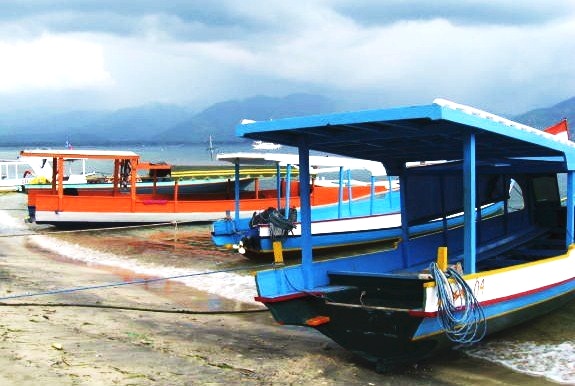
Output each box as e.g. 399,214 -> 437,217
0,215 -> 563,386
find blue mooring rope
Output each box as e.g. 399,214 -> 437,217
429,262 -> 487,345
0,263 -> 272,302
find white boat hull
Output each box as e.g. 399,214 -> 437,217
33,209 -> 258,225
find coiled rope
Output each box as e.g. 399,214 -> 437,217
429,262 -> 487,344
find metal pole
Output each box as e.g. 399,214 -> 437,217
463,132 -> 477,274
298,138 -> 313,288
234,161 -> 240,222
285,164 -> 292,214
338,166 -> 343,219
566,171 -> 575,247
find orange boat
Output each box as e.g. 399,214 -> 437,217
21,149 -> 390,227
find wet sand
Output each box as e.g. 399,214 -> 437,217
0,229 -> 562,385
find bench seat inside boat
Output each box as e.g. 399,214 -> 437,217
325,271 -> 431,308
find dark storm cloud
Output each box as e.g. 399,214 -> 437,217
0,0 -> 261,41
0,1 -> 573,115
3,1 -> 573,42
332,0 -> 574,27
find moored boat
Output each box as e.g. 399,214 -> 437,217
211,152 -> 394,250
238,98 -> 575,371
0,156 -> 55,192
0,159 -> 39,192
234,201 -> 503,258
21,149 -> 389,227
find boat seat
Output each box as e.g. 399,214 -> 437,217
459,226 -> 550,263
509,248 -> 566,259
312,285 -> 357,294
477,258 -> 528,270
327,270 -> 426,280
326,271 -> 428,308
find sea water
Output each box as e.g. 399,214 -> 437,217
1,142 -> 260,174
0,144 -> 573,383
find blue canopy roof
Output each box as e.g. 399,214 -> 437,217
237,99 -> 575,174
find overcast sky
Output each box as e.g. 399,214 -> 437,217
0,0 -> 573,115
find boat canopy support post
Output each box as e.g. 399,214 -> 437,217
388,176 -> 393,207
566,171 -> 575,248
130,160 -> 137,211
113,159 -> 120,195
440,175 -> 448,247
56,157 -> 64,210
370,174 -> 375,216
234,161 -> 240,222
51,157 -> 58,195
399,172 -> 410,268
463,132 -> 477,274
298,137 -> 313,288
338,166 -> 344,219
276,163 -> 281,210
285,164 -> 292,212
347,169 -> 352,216
503,176 -> 509,234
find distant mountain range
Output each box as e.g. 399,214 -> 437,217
0,93 -> 573,146
512,96 -> 575,132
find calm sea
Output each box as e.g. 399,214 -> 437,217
0,143 -> 573,384
1,142 -> 271,171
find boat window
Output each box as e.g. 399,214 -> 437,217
508,179 -> 524,212
557,173 -> 567,206
532,176 -> 559,203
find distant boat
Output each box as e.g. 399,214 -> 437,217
0,159 -> 47,192
252,140 -> 282,150
21,149 -> 382,227
19,154 -> 96,186
206,135 -> 219,160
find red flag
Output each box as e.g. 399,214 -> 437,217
544,119 -> 569,140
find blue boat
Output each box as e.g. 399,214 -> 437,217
238,98 -> 575,371
211,152 -> 396,249
233,201 -> 503,258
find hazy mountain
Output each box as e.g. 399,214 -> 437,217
1,93 -> 574,146
77,103 -> 195,144
0,94 -> 336,146
513,97 -> 575,130
155,94 -> 337,144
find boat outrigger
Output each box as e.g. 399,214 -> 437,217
239,99 -> 575,371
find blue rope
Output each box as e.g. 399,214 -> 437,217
0,264 -> 272,302
429,262 -> 487,345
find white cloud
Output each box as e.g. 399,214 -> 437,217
237,12 -> 575,113
0,34 -> 113,93
0,1 -> 574,114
